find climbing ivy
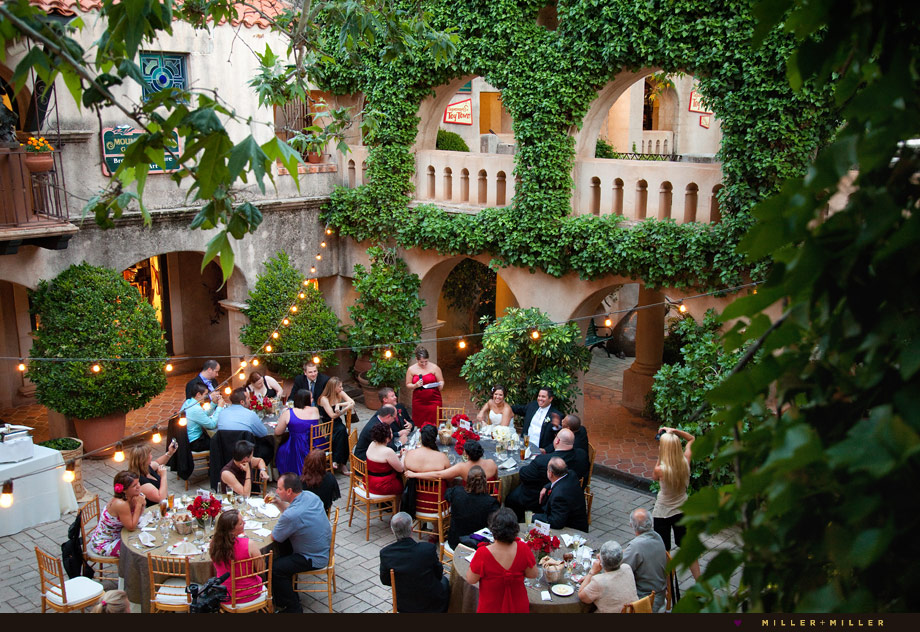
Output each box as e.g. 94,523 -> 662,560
319,0 -> 839,288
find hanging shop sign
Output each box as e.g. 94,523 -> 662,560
688,90 -> 711,114
101,126 -> 181,176
443,99 -> 473,125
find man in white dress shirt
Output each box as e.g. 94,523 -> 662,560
512,387 -> 562,452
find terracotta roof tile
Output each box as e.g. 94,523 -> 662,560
28,0 -> 289,30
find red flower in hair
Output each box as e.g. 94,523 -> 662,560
113,483 -> 124,494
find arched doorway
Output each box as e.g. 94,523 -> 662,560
0,278 -> 36,409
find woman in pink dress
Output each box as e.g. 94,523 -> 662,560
467,507 -> 539,612
405,346 -> 444,429
210,509 -> 264,604
88,471 -> 145,558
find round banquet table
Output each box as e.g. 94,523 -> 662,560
429,432 -> 532,502
120,503 -> 279,612
448,524 -> 594,613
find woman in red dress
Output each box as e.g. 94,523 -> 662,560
405,346 -> 444,429
365,421 -> 405,499
467,507 -> 539,613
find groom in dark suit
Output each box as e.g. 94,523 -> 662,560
533,457 -> 589,532
505,428 -> 588,521
289,361 -> 329,404
512,386 -> 563,452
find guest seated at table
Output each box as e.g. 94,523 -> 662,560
184,382 -> 220,452
578,541 -> 638,613
91,589 -> 130,613
445,466 -> 500,550
403,425 -> 450,476
87,472 -> 145,558
128,443 -> 177,507
316,377 -> 355,475
210,509 -> 264,605
301,449 -> 340,514
467,507 -> 539,613
544,414 -> 589,455
245,371 -> 282,400
218,387 -> 274,465
365,422 -> 404,501
406,438 -> 498,483
532,457 -> 589,532
353,405 -> 408,462
220,440 -> 270,497
274,389 -> 320,476
476,384 -> 514,426
380,512 -> 450,612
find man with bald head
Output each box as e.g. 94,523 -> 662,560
622,507 -> 668,612
544,413 -> 589,455
532,457 -> 589,532
505,428 -> 589,522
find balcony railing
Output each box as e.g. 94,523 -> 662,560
1,148 -> 69,228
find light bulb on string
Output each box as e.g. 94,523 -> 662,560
63,463 -> 75,484
151,425 -> 162,443
531,329 -> 540,340
678,303 -> 688,314
240,358 -> 247,368
320,241 -> 326,248
604,315 -> 612,328
753,288 -> 758,295
17,359 -> 26,372
310,266 -> 316,274
91,362 -> 101,373
312,355 -> 321,365
165,363 -> 173,372
0,481 -> 12,508
458,340 -> 467,350
303,279 -> 309,286
325,228 -> 333,235
238,372 -> 247,380
282,318 -> 290,326
299,292 -> 306,299
272,331 -> 279,339
265,345 -> 272,353
202,401 -> 211,411
384,349 -> 393,359
252,359 -> 260,366
224,386 -> 232,395
315,254 -> 322,261
290,305 -> 297,313
113,442 -> 125,463
178,415 -> 187,427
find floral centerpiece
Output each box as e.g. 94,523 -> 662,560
524,528 -> 561,559
187,493 -> 222,527
451,426 -> 480,455
249,393 -> 274,418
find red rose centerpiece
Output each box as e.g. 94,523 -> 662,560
451,426 -> 480,455
187,493 -> 221,528
524,528 -> 561,559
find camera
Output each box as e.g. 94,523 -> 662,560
188,572 -> 230,613
655,429 -> 666,441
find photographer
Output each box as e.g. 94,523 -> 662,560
209,509 -> 264,605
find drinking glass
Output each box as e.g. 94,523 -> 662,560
159,518 -> 171,544
524,435 -> 530,448
193,526 -> 204,545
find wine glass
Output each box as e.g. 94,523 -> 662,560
159,517 -> 171,544
193,525 -> 204,545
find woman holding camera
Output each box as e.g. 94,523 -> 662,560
652,426 -> 700,579
210,509 -> 264,604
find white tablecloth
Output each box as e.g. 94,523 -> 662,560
0,445 -> 79,536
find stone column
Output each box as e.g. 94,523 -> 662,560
219,300 -> 249,388
622,285 -> 665,413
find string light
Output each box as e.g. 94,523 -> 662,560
320,241 -> 327,248
531,330 -> 540,340
272,331 -> 279,339
238,372 -> 247,380
252,359 -> 260,366
91,363 -> 101,373
299,291 -> 306,299
678,303 -> 688,314
282,318 -> 290,326
315,254 -> 322,261
384,349 -> 393,359
240,358 -> 247,368
151,425 -> 162,443
604,315 -> 612,328
325,228 -> 333,235
290,305 -> 297,313
458,339 -> 467,349
310,266 -> 316,274
165,363 -> 173,372
62,463 -> 75,483
265,345 -> 272,353
0,481 -> 12,508
224,386 -> 232,395
113,442 -> 125,462
202,402 -> 211,411
303,279 -> 309,286
17,359 -> 25,372
178,415 -> 187,427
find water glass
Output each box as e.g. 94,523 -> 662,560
193,527 -> 204,545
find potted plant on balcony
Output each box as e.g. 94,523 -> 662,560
288,126 -> 325,163
27,263 -> 167,455
347,246 -> 425,409
21,135 -> 55,172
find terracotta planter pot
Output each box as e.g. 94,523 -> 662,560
72,411 -> 127,458
24,153 -> 54,173
355,372 -> 381,410
306,151 -> 322,164
353,354 -> 372,375
59,439 -> 86,500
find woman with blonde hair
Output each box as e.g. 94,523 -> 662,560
127,442 -> 176,507
316,376 -> 355,474
652,427 -> 699,579
91,589 -> 130,613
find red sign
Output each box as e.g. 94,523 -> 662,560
443,99 -> 473,125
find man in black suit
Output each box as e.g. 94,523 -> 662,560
533,458 -> 589,532
546,413 -> 589,455
380,512 -> 450,612
505,428 -> 589,521
512,386 -> 563,453
185,359 -> 220,399
379,387 -> 414,433
289,361 -> 329,405
353,405 -> 409,461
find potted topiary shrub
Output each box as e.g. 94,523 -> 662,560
27,263 -> 167,455
240,251 -> 342,380
37,437 -> 85,499
347,246 -> 425,409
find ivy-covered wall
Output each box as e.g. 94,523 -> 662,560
319,0 -> 838,289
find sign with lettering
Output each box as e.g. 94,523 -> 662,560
699,115 -> 712,129
688,90 -> 710,114
443,98 -> 473,125
101,126 -> 181,176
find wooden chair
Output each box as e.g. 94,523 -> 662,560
147,553 -> 191,612
585,487 -> 594,526
389,568 -> 397,613
437,406 -> 465,426
585,442 -> 596,489
310,419 -> 334,472
487,479 -> 502,503
347,429 -> 358,453
187,449 -> 210,490
413,478 -> 450,561
294,507 -> 339,612
78,495 -> 119,583
35,547 -> 104,613
346,429 -> 359,509
622,590 -> 655,613
347,454 -> 398,540
220,551 -> 273,613
665,551 -> 679,612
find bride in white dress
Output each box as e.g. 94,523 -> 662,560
476,385 -> 513,426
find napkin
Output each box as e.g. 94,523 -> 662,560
247,498 -> 264,508
258,503 -> 280,518
171,541 -> 199,556
138,532 -> 156,547
498,458 -> 517,470
561,534 -> 575,547
243,520 -> 263,530
254,528 -> 272,537
524,447 -> 532,460
480,425 -> 493,438
541,591 -> 552,601
138,513 -> 153,528
141,526 -> 157,532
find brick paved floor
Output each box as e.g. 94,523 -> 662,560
0,446 -> 740,613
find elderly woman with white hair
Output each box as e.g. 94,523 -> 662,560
578,540 -> 639,613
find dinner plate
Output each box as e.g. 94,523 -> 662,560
551,584 -> 575,597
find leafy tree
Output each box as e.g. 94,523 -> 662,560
674,0 -> 920,613
240,252 -> 341,379
460,307 -> 591,413
27,263 -> 167,419
347,246 -> 424,388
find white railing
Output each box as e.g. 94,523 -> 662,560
414,150 -> 516,207
339,146 -> 370,188
639,131 -> 674,155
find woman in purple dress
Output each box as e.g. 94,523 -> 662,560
274,389 -> 320,476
